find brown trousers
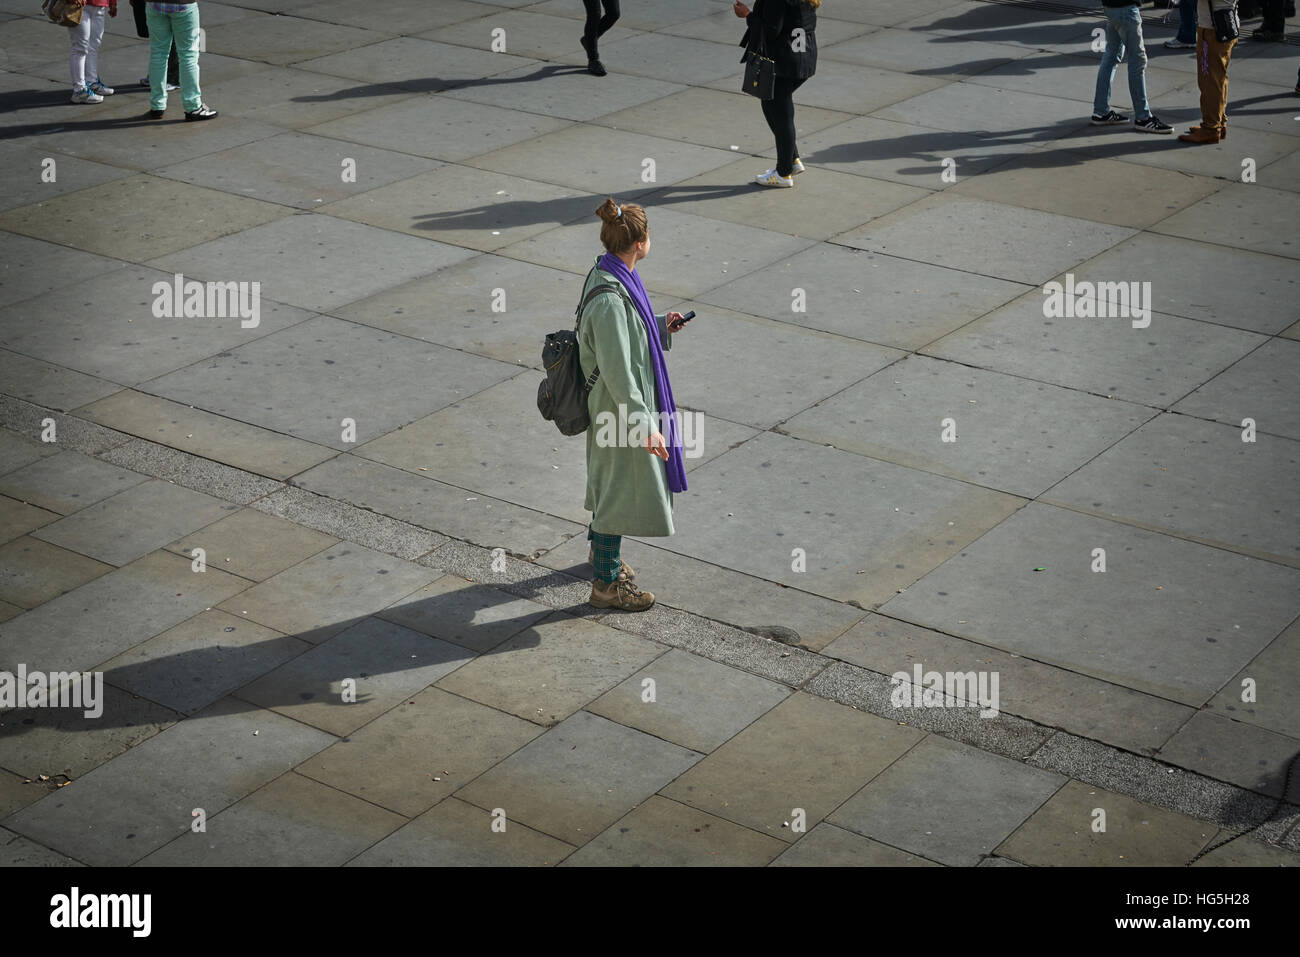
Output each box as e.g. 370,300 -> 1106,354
1195,27 -> 1236,132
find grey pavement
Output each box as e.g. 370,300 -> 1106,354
0,0 -> 1298,867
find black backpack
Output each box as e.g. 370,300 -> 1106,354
537,267 -> 628,436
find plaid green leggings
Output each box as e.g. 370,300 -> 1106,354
588,523 -> 623,584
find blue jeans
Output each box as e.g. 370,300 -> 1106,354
146,5 -> 202,112
1094,4 -> 1151,119
1176,0 -> 1198,44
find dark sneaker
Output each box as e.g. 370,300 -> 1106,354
1135,114 -> 1173,134
1251,29 -> 1285,41
184,103 -> 218,121
147,108 -> 165,119
1091,109 -> 1129,125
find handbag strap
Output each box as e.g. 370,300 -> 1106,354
574,265 -> 633,389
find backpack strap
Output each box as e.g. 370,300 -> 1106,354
574,269 -> 633,390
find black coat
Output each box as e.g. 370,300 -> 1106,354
740,0 -> 818,79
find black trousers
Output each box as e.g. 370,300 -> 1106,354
760,75 -> 805,177
582,0 -> 620,57
1260,0 -> 1288,31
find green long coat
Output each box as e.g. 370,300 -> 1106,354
577,256 -> 675,537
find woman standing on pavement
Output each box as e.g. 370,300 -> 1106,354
577,198 -> 691,612
734,0 -> 819,187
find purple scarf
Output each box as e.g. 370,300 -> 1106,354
598,252 -> 687,494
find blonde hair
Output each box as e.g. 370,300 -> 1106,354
594,197 -> 648,255
805,0 -> 820,7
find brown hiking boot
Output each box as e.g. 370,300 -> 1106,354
589,577 -> 655,611
1188,124 -> 1226,140
1178,126 -> 1222,144
588,547 -> 634,580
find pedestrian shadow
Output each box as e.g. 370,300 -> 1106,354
292,63 -> 588,103
0,568 -> 624,758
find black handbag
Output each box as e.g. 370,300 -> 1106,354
740,27 -> 776,100
1210,5 -> 1240,41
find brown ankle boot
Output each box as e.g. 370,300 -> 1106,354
589,577 -> 655,611
1179,126 -> 1222,144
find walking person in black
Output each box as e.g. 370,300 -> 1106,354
735,0 -> 818,188
580,0 -> 620,76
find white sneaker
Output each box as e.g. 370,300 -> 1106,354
88,78 -> 114,96
791,157 -> 806,175
755,168 -> 793,187
71,87 -> 104,104
1164,37 -> 1195,48
139,77 -> 180,91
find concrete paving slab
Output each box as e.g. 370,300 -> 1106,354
2,695 -> 335,866
1258,146 -> 1300,194
923,289 -> 1266,408
0,428 -> 59,477
430,8 -> 642,63
0,827 -> 83,867
995,779 -> 1216,865
586,647 -> 791,753
619,302 -> 903,426
298,36 -> 539,90
455,709 -> 701,845
500,205 -> 817,299
0,448 -> 147,515
198,66 -> 418,130
31,478 -> 234,567
0,265 -> 314,386
378,574 -> 555,654
881,502 -> 1300,706
296,686 -> 544,817
1045,412 -> 1300,565
1157,710 -> 1300,799
823,612 -> 1194,756
0,600 -> 21,624
962,52 -> 1190,105
951,152 -> 1226,229
310,0 -> 532,34
0,536 -> 113,608
77,389 -> 336,480
714,57 -> 951,118
0,174 -> 288,262
467,123 -> 741,196
436,611 -> 665,725
664,10 -> 876,47
440,60 -> 685,121
875,82 -> 1095,146
236,615 -> 473,735
828,734 -> 1065,865
653,158 -> 928,241
696,243 -> 1026,350
667,430 -> 1024,606
0,496 -> 60,546
167,508 -> 338,583
203,14 -> 390,67
524,0 -> 723,30
25,110 -> 284,173
142,315 -> 515,450
563,793 -> 786,865
0,232 -> 122,310
97,608 -> 309,716
782,353 -> 1154,497
1207,617 -> 1300,739
138,770 -> 406,865
662,691 -> 925,842
148,214 -> 474,313
1066,232 -> 1300,335
568,31 -> 749,86
819,25 -> 1027,76
249,486 -> 449,562
333,252 -> 588,368
1174,338 -> 1300,440
304,95 -> 571,163
215,541 -> 438,644
347,795 -> 574,866
899,0 -> 1098,48
771,821 -> 941,865
1152,183 -> 1300,259
787,115 -> 1031,190
289,454 -> 585,558
836,195 -> 1135,285
0,351 -> 120,413
594,85 -> 854,157
1192,828 -> 1300,866
154,131 -> 441,210
323,163 -> 595,252
536,533 -> 865,651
